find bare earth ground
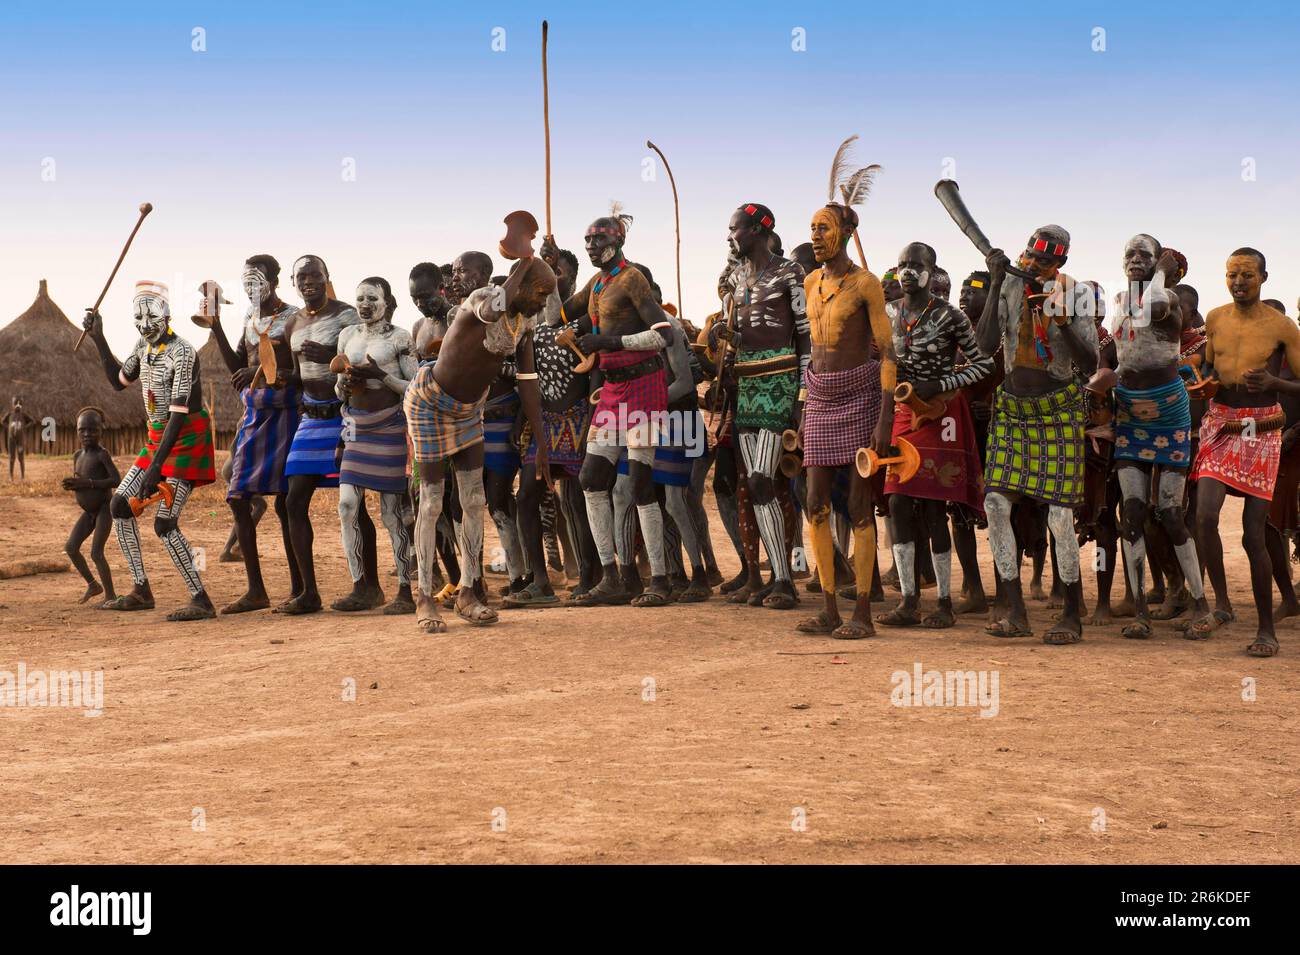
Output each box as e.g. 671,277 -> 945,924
0,454 -> 1296,864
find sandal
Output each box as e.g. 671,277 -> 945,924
1247,634 -> 1280,657
382,592 -> 417,615
1122,620 -> 1153,640
166,601 -> 217,622
416,593 -> 446,633
274,594 -> 321,615
1043,624 -> 1083,645
796,610 -> 837,634
877,606 -> 921,628
762,588 -> 798,610
677,582 -> 711,604
985,618 -> 1033,638
455,599 -> 498,627
632,580 -> 672,608
832,619 -> 874,640
1186,608 -> 1233,640
922,601 -> 955,629
104,592 -> 155,612
502,584 -> 560,609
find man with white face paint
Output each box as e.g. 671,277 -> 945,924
335,277 -> 418,614
82,281 -> 218,620
280,254 -> 362,614
713,203 -> 809,610
202,254 -> 302,614
1108,237 -> 1210,638
878,242 -> 993,629
978,226 -> 1098,644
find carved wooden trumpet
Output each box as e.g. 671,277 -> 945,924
329,354 -> 366,397
855,436 -> 921,482
893,381 -> 957,428
555,326 -> 597,374
129,481 -> 175,518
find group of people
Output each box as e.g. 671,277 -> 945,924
61,194 -> 1300,657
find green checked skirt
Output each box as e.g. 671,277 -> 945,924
984,381 -> 1086,507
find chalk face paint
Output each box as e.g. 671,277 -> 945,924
1226,254 -> 1264,304
810,207 -> 842,263
132,295 -> 169,342
243,267 -> 271,304
356,282 -> 387,325
1123,235 -> 1158,283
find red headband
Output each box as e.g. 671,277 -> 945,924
742,204 -> 774,229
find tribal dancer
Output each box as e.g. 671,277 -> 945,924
204,255 -> 302,613
1190,249 -> 1300,655
408,261 -> 461,592
977,226 -> 1098,644
1109,237 -> 1209,638
281,255 -> 362,614
1262,298 -> 1300,623
404,249 -> 554,631
82,281 -> 217,620
512,245 -> 601,606
336,278 -> 418,614
543,211 -> 678,608
716,202 -> 809,610
878,243 -> 992,628
797,200 -> 897,639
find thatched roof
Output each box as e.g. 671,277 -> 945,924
196,332 -> 244,434
0,281 -> 145,428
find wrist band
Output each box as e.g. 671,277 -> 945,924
516,372 -> 538,380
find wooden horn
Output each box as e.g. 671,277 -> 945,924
75,201 -> 154,352
855,436 -> 920,482
499,210 -> 540,261
779,452 -> 803,479
781,428 -> 801,453
555,326 -> 597,373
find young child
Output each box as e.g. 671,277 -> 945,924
61,407 -> 120,605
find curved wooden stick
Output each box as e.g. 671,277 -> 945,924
646,140 -> 682,319
75,201 -> 154,352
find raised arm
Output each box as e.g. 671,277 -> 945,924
81,310 -> 130,390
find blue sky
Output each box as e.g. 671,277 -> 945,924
1,1 -> 1297,350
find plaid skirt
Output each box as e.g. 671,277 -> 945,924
592,349 -> 668,437
523,399 -> 589,479
228,385 -> 300,499
483,390 -> 521,478
285,397 -> 344,488
340,403 -> 409,493
984,382 -> 1086,507
1191,401 -> 1282,500
135,409 -> 216,487
802,361 -> 882,468
403,365 -> 485,464
1114,377 -> 1191,467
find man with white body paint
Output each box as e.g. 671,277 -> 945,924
1108,236 -> 1211,637
978,227 -> 1098,644
335,277 -> 419,615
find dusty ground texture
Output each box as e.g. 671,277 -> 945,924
0,454 -> 1296,864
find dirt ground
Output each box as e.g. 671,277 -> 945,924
0,453 -> 1296,864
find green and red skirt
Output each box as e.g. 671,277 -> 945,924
134,409 -> 216,487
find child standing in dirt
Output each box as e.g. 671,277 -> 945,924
61,407 -> 119,605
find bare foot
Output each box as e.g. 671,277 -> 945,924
954,591 -> 988,615
78,580 -> 104,604
1086,604 -> 1113,626
1112,595 -> 1136,618
1029,580 -> 1047,602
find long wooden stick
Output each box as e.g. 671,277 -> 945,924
542,20 -> 552,239
645,140 -> 682,320
74,201 -> 154,352
840,183 -> 869,271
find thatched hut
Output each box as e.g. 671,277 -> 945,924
197,331 -> 243,451
0,280 -> 147,456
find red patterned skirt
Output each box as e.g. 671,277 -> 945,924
884,390 -> 983,515
1190,401 -> 1282,500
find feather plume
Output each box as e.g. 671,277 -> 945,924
840,164 -> 882,208
608,199 -> 633,235
826,135 -> 859,203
